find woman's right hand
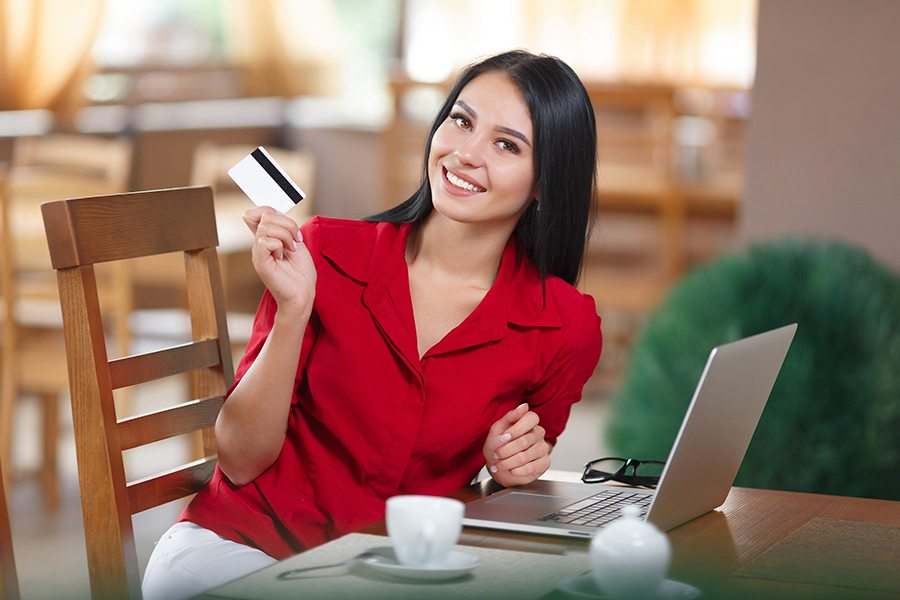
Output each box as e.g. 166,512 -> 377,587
243,207 -> 316,317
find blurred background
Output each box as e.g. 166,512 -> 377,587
2,0 -> 899,598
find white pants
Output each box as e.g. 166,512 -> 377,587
142,522 -> 277,600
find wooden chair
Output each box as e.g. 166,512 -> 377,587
1,136 -> 133,511
0,166 -> 68,510
13,134 -> 131,191
10,134 -> 133,334
0,453 -> 20,600
41,186 -> 233,600
587,82 -> 686,279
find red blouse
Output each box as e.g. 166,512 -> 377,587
181,216 -> 602,559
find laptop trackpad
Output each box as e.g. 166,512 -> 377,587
479,492 -> 568,521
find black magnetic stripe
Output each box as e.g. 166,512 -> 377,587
251,148 -> 304,204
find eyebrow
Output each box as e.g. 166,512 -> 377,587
455,100 -> 532,147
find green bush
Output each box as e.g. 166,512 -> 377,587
605,238 -> 900,500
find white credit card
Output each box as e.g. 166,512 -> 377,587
227,146 -> 306,213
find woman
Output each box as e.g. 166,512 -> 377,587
142,50 -> 602,600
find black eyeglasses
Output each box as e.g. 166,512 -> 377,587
582,457 -> 665,488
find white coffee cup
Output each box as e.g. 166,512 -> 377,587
386,495 -> 464,567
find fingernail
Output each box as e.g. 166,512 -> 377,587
490,465 -> 498,473
498,433 -> 511,443
295,229 -> 302,242
291,240 -> 297,250
517,402 -> 528,411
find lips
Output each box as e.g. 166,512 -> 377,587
441,165 -> 486,195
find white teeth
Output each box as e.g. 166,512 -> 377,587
445,169 -> 484,192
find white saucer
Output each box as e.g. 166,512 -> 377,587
356,546 -> 479,581
556,574 -> 701,599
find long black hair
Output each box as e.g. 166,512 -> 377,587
367,50 -> 597,286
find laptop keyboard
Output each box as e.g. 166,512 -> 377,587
540,489 -> 652,528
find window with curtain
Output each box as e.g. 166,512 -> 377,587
0,0 -> 105,116
85,0 -> 400,119
92,0 -> 226,67
404,0 -> 757,87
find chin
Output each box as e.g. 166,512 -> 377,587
430,195 -> 483,224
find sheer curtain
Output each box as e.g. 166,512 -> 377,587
0,0 -> 104,116
404,0 -> 756,87
226,0 -> 343,97
619,0 -> 756,86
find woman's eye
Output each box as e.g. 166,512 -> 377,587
497,139 -> 520,154
450,113 -> 471,129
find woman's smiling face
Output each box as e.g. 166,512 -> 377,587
428,71 -> 536,226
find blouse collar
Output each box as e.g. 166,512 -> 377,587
320,220 -> 561,377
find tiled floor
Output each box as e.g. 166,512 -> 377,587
7,369 -> 611,599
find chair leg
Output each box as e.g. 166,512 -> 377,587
40,392 -> 59,512
0,369 -> 15,494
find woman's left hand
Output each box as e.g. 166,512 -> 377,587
483,403 -> 552,487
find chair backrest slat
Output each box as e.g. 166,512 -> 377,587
108,339 -> 221,390
13,135 -> 132,190
117,396 -> 224,451
42,186 -> 232,600
126,457 -> 217,515
184,247 -> 233,456
41,187 -> 218,269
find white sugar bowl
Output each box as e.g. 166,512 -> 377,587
590,505 -> 672,599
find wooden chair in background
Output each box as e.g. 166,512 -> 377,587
589,82 -> 685,280
0,166 -> 68,510
587,82 -> 742,296
41,186 -> 233,599
10,134 -> 133,345
0,447 -> 20,600
11,134 -> 132,280
0,136 -> 133,511
584,83 -> 743,384
12,134 -> 131,190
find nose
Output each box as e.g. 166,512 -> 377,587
455,132 -> 486,167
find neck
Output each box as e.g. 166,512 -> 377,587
406,212 -> 515,289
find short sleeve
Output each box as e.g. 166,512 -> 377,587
526,293 -> 603,446
225,217 -> 322,405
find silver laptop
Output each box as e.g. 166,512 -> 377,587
463,323 -> 797,538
